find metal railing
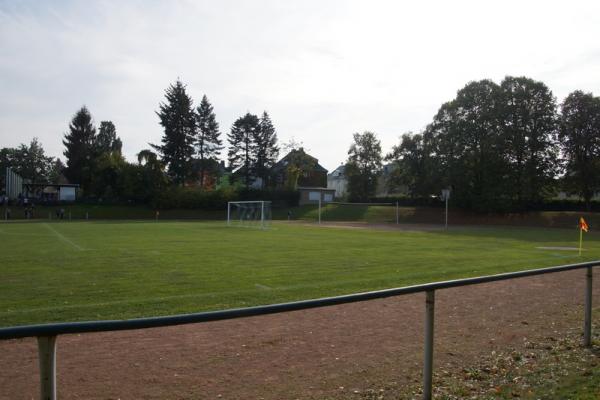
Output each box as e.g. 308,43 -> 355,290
1,260 -> 598,400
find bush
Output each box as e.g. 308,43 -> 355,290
151,187 -> 300,210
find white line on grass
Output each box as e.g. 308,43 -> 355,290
255,283 -> 272,290
43,223 -> 85,251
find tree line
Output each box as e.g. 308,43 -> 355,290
343,77 -> 600,211
3,76 -> 599,212
1,79 -> 282,204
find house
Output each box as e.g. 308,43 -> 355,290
271,148 -> 328,189
376,163 -> 399,197
326,163 -> 406,199
327,165 -> 347,198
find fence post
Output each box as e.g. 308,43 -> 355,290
584,267 -> 593,347
423,290 -> 435,400
37,335 -> 57,400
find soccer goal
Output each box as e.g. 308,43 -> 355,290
227,201 -> 272,229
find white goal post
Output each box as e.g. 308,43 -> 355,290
227,201 -> 272,229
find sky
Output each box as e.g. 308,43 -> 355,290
1,0 -> 600,171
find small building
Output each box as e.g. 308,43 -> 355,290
297,186 -> 336,205
5,167 -> 78,202
22,183 -> 79,202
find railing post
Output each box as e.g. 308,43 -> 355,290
37,336 -> 57,400
584,267 -> 593,347
423,290 -> 435,400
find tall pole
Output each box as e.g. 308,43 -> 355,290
227,202 -> 231,226
38,336 -> 57,400
318,196 -> 321,225
584,267 -> 593,347
261,201 -> 265,229
423,290 -> 435,400
445,197 -> 448,230
396,201 -> 399,225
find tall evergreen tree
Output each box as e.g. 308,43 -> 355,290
194,95 -> 223,188
96,121 -> 122,155
228,113 -> 260,188
345,131 -> 382,201
253,111 -> 279,188
63,106 -> 97,190
559,90 -> 600,209
153,80 -> 196,185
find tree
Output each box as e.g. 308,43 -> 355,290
13,138 -> 55,183
89,151 -> 127,199
228,113 -> 260,188
137,149 -> 168,201
63,106 -> 97,190
96,121 -> 122,155
345,131 -> 382,201
253,111 -> 279,187
153,80 -> 196,185
1,140 -> 55,189
498,77 -> 558,206
386,132 -> 437,197
559,90 -> 600,209
194,95 -> 223,188
428,80 -> 506,210
48,159 -> 66,184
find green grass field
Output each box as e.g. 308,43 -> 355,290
0,220 -> 598,327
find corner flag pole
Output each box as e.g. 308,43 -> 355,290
580,226 -> 583,256
579,217 -> 589,256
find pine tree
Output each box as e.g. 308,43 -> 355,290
194,95 -> 223,188
153,80 -> 196,185
252,111 -> 279,188
96,121 -> 123,155
228,113 -> 260,188
63,106 -> 97,190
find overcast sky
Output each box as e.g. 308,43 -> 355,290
1,0 -> 599,171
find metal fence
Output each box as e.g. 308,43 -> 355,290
0,260 -> 598,400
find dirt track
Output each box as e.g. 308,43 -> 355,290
1,268 -> 597,399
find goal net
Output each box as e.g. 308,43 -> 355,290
227,201 -> 272,229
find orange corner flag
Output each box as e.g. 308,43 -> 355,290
580,217 -> 589,232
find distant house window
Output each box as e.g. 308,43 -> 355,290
309,191 -> 320,201
324,194 -> 333,202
